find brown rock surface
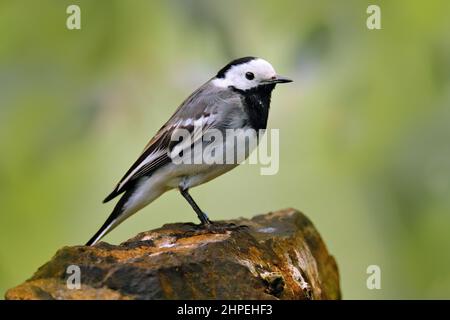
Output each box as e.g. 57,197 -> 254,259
5,208 -> 340,300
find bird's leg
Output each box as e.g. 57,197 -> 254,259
179,187 -> 211,225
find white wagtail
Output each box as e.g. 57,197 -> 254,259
86,57 -> 292,245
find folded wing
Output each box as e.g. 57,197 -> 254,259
103,83 -> 239,203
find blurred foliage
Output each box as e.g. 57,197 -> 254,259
1,0 -> 450,299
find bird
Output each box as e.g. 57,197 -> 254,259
86,56 -> 292,246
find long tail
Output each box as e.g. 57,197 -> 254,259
86,191 -> 132,246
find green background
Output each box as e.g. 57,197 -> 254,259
1,0 -> 450,299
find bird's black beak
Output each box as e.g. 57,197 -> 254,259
267,75 -> 293,84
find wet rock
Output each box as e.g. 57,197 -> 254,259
5,208 -> 340,300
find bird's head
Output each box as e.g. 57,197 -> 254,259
212,56 -> 292,91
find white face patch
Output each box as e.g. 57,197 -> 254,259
212,58 -> 277,91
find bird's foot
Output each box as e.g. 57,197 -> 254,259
196,219 -> 249,233
197,211 -> 211,225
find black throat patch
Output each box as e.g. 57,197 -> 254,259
233,84 -> 275,130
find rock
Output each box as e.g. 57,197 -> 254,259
5,208 -> 341,300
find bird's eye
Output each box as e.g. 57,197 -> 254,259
245,72 -> 255,80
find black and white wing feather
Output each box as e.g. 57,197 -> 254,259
103,82 -> 242,203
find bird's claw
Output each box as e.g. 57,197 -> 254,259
197,220 -> 248,233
